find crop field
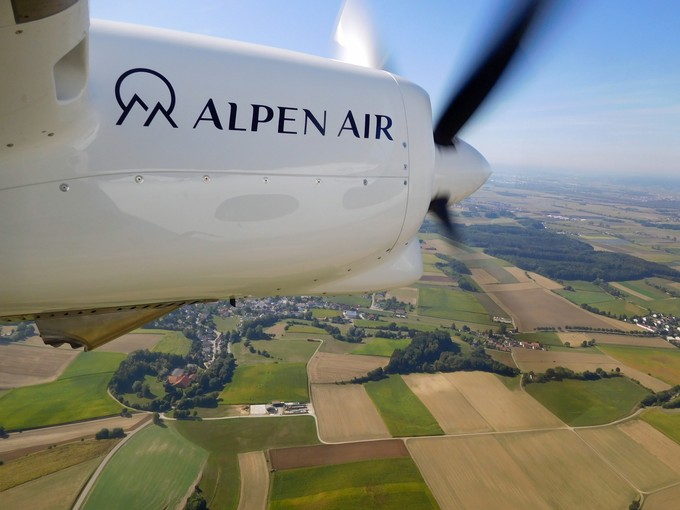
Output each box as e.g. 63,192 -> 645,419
0,343 -> 78,388
83,424 -> 208,510
311,383 -> 390,442
214,315 -> 240,332
524,377 -> 650,426
219,363 -> 308,404
576,420 -> 680,492
646,485 -> 680,510
485,348 -> 517,368
285,324 -> 327,334
0,457 -> 101,510
403,372 -> 562,433
640,408 -> 680,444
408,430 -> 636,510
324,294 -> 372,307
269,457 -> 438,510
269,440 -> 409,470
310,308 -> 342,318
386,286 -> 419,305
175,416 -> 319,510
518,331 -> 563,346
417,286 -> 492,326
511,347 -> 671,392
150,330 -> 192,355
557,331 -> 673,349
488,287 -> 631,331
236,451 -> 268,510
0,351 -> 125,430
234,333 -> 320,365
598,345 -> 680,386
307,352 -> 387,384
95,331 -> 163,353
350,337 -> 411,357
364,376 -> 443,437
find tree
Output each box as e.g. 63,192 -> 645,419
95,428 -> 110,440
152,412 -> 162,425
0,425 -> 7,438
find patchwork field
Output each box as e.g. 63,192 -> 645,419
219,362 -> 308,404
417,286 -> 493,326
236,451 -> 268,510
598,345 -> 680,386
576,420 -> 680,492
311,384 -> 390,442
269,457 -> 438,510
640,408 -> 680,444
269,440 -> 409,470
83,424 -> 208,510
0,343 -> 78,389
307,352 -> 387,384
645,485 -> 680,509
511,348 -> 670,392
0,351 -> 126,431
408,430 -> 637,510
403,372 -> 563,433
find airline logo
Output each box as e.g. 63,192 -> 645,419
114,68 -> 394,140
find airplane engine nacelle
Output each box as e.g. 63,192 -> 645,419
1,8 -> 435,341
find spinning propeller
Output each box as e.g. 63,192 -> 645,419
335,0 -> 545,240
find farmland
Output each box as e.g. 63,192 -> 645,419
598,345 -> 680,385
364,376 -> 444,437
236,452 -> 268,510
94,331 -> 163,354
83,424 -> 208,510
350,337 -> 411,357
307,352 -> 387,384
0,351 -> 125,430
0,343 -> 78,388
219,363 -> 308,404
417,286 -> 493,327
269,458 -> 438,510
524,377 -> 650,426
640,408 -> 680,444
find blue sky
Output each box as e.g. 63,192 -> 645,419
90,1 -> 680,176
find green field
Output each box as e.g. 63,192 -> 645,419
151,330 -> 192,355
417,286 -> 492,326
233,334 -> 320,365
83,424 -> 208,510
310,308 -> 342,318
640,408 -> 680,444
176,416 -> 319,510
214,315 -> 240,332
219,363 -> 308,404
285,324 -> 327,335
517,331 -> 563,347
524,377 -> 650,426
120,374 -> 167,407
353,319 -> 393,329
325,295 -> 372,307
269,458 -> 439,510
351,337 -> 411,357
0,351 -> 125,430
598,345 -> 680,385
365,376 -> 443,436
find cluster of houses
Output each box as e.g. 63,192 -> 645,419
634,313 -> 680,346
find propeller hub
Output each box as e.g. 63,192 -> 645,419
432,139 -> 491,205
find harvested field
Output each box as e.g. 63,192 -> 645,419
487,287 -> 632,331
386,287 -> 418,305
576,421 -> 680,491
269,439 -> 408,470
0,414 -> 150,459
408,430 -> 636,510
558,331 -> 673,348
504,266 -> 533,282
645,485 -> 680,510
311,384 -> 390,443
511,348 -> 671,392
420,274 -> 456,284
95,332 -> 162,353
0,343 -> 78,389
470,268 -> 498,285
403,373 -> 492,434
236,451 -> 268,510
307,352 -> 387,384
404,372 -> 562,433
526,271 -> 563,290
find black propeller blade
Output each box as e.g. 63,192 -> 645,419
429,0 -> 544,239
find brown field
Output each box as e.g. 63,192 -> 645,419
485,349 -> 517,368
94,332 -> 163,354
236,451 -> 268,510
526,271 -> 564,290
420,274 -> 456,284
386,287 -> 418,305
488,287 -> 633,331
645,485 -> 680,509
511,348 -> 671,392
408,430 -> 636,510
558,331 -> 674,349
0,343 -> 79,389
311,384 -> 390,443
576,421 -> 680,492
469,268 -> 498,285
503,267 -> 533,283
307,352 -> 387,384
269,439 -> 408,470
403,372 -> 563,433
0,414 -> 150,459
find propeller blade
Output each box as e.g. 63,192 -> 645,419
433,0 -> 543,145
428,195 -> 458,240
333,0 -> 390,69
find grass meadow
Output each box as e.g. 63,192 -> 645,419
150,330 -> 192,356
0,351 -> 125,430
524,377 -> 650,426
213,315 -> 240,332
640,408 -> 680,445
598,345 -> 680,385
83,424 -> 208,510
517,331 -> 563,347
176,416 -> 319,510
364,376 -> 443,437
219,363 -> 308,404
269,458 -> 438,510
233,333 -> 320,365
351,337 -> 411,357
417,286 -> 492,326
310,308 -> 342,318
